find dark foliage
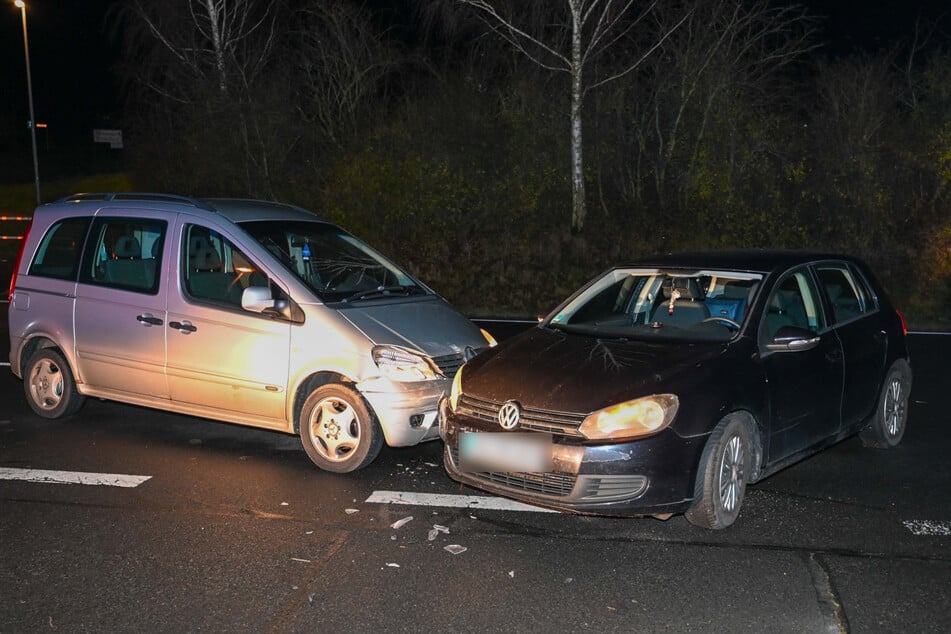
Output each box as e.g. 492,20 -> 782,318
112,0 -> 951,325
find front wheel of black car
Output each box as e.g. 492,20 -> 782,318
24,348 -> 86,419
859,361 -> 911,449
685,415 -> 751,530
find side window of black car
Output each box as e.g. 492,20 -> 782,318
815,264 -> 874,325
760,270 -> 822,342
79,217 -> 167,294
27,217 -> 91,281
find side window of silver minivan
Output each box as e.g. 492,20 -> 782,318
79,217 -> 167,294
182,224 -> 270,307
27,217 -> 90,281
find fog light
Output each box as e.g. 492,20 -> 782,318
409,414 -> 425,428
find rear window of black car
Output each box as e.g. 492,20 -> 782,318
28,217 -> 90,281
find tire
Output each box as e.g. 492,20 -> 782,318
685,415 -> 751,530
859,361 -> 911,449
23,348 -> 86,419
299,384 -> 383,473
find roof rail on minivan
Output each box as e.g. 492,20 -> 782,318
57,192 -> 216,212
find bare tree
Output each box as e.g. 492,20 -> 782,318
294,3 -> 401,149
628,0 -> 817,208
117,0 -> 282,195
456,0 -> 690,232
122,0 -> 278,101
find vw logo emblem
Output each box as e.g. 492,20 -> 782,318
497,401 -> 521,430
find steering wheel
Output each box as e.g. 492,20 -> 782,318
702,316 -> 741,330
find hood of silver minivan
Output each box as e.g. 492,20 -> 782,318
339,298 -> 485,357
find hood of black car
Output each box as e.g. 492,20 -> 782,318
461,326 -> 729,414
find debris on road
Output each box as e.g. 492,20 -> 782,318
427,524 -> 450,541
345,508 -> 360,515
390,516 -> 413,529
444,544 -> 467,555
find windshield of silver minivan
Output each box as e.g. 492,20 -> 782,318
547,268 -> 761,341
239,220 -> 426,303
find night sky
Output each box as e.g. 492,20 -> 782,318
1,0 -> 948,171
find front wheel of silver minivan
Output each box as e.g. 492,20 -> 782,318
24,348 -> 86,419
299,384 -> 383,473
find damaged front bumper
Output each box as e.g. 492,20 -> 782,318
438,396 -> 705,517
358,375 -> 450,447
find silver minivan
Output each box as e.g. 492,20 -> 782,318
7,193 -> 494,472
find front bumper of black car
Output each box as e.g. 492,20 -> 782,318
438,396 -> 706,517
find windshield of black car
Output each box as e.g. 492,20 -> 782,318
547,268 -> 761,342
238,220 -> 425,303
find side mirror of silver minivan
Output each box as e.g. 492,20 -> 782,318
241,286 -> 276,313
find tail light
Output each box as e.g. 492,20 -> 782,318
7,222 -> 32,300
896,309 -> 908,337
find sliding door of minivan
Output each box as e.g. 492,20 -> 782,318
74,213 -> 170,398
165,221 -> 291,425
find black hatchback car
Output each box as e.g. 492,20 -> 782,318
439,251 -> 911,529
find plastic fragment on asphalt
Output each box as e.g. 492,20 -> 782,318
386,563 -> 400,568
390,516 -> 413,529
444,544 -> 467,555
428,524 -> 450,541
291,557 -> 311,563
564,578 -> 573,584
345,508 -> 360,515
280,502 -> 289,506
508,570 -> 515,578
424,462 -> 438,467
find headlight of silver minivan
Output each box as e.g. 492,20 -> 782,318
372,345 -> 439,382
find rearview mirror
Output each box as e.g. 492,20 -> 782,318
241,286 -> 275,313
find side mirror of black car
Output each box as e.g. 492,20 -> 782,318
766,325 -> 821,353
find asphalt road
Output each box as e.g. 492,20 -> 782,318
1,301 -> 949,633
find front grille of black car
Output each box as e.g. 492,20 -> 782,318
456,394 -> 586,438
449,445 -> 577,496
432,353 -> 466,379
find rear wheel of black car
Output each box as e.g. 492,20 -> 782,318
859,361 -> 911,449
24,348 -> 86,419
685,415 -> 751,530
299,384 -> 383,473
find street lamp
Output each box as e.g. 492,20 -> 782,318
14,0 -> 41,205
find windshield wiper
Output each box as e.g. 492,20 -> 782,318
343,285 -> 425,303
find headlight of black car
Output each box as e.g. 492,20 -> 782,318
578,394 -> 679,441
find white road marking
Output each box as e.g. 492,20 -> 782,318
902,520 -> 951,536
366,490 -> 558,513
0,362 -> 10,367
0,467 -> 151,488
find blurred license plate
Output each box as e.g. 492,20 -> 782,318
459,432 -> 552,473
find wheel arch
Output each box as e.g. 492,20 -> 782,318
720,409 -> 765,483
18,336 -> 65,377
291,371 -> 359,434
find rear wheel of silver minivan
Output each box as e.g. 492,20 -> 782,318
299,384 -> 383,473
24,348 -> 86,419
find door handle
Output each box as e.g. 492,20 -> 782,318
137,314 -> 164,326
169,321 -> 197,333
